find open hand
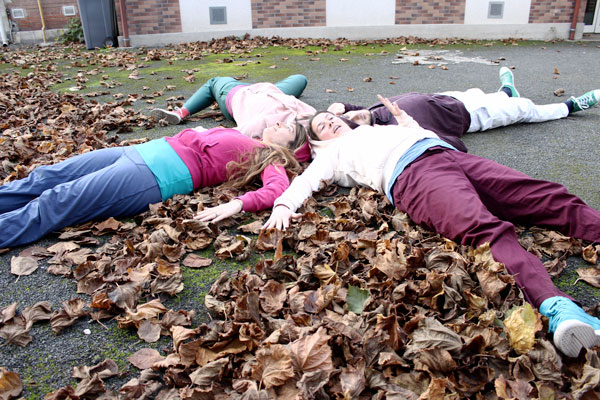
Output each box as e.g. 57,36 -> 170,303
327,103 -> 346,115
262,205 -> 303,230
376,94 -> 419,128
194,199 -> 243,222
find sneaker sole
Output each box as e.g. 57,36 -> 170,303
553,319 -> 600,357
151,109 -> 181,125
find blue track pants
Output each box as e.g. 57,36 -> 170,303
0,147 -> 161,248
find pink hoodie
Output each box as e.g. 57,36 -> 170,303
227,82 -> 316,139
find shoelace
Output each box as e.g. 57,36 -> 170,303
576,94 -> 596,110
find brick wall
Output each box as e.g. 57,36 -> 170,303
8,0 -> 78,31
117,0 -> 181,35
395,0 -> 466,24
529,0 -> 583,23
251,0 -> 325,28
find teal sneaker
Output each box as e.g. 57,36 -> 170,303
498,67 -> 520,98
539,296 -> 600,357
570,89 -> 600,112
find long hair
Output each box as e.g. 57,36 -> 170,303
307,111 -> 359,141
224,124 -> 307,189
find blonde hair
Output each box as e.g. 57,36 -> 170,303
225,144 -> 303,189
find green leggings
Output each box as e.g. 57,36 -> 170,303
182,74 -> 308,121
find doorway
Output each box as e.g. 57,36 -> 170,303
584,0 -> 600,33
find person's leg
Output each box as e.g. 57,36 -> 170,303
392,150 -> 570,309
0,147 -> 161,249
204,77 -> 246,121
447,89 -> 569,132
273,74 -> 308,98
151,77 -> 243,124
0,147 -> 126,214
498,67 -> 520,98
451,151 -> 600,243
565,89 -> 600,113
434,150 -> 600,357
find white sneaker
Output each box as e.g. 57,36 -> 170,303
553,319 -> 600,357
151,108 -> 182,125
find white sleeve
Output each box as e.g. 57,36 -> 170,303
273,154 -> 335,212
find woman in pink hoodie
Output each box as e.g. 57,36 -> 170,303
151,75 -> 316,140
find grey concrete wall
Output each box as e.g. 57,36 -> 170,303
123,23 -> 582,48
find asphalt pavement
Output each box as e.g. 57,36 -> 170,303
1,39 -> 600,397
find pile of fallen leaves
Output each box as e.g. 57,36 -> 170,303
3,183 -> 600,399
0,70 -> 153,183
0,35 -> 522,68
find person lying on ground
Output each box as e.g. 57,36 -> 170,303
263,97 -> 600,358
151,74 -> 315,140
0,124 -> 307,249
327,67 -> 599,150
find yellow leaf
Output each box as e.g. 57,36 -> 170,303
503,303 -> 542,354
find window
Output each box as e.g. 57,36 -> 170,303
11,8 -> 25,19
209,6 -> 227,25
488,1 -> 504,19
62,5 -> 77,16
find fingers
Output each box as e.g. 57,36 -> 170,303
327,103 -> 345,115
194,209 -> 217,222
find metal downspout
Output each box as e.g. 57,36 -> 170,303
569,0 -> 582,40
36,0 -> 46,43
0,0 -> 9,46
119,0 -> 130,47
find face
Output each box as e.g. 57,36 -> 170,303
344,110 -> 372,125
262,122 -> 296,148
311,113 -> 352,141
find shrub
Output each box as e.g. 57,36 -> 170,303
59,18 -> 84,44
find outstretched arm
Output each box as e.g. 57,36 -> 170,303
327,102 -> 367,115
377,94 -> 420,128
194,164 -> 290,222
195,199 -> 243,222
263,154 -> 335,230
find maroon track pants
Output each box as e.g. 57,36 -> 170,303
392,148 -> 600,308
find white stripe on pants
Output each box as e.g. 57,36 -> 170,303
441,88 -> 569,133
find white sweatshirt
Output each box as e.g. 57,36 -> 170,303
274,124 -> 438,211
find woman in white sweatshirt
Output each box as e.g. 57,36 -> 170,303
264,97 -> 600,359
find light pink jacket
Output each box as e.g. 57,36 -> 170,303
229,83 -> 316,139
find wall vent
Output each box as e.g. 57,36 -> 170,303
488,1 -> 504,19
62,5 -> 77,16
209,7 -> 227,25
11,8 -> 25,19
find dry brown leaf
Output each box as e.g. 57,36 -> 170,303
189,357 -> 228,388
128,348 -> 164,370
582,244 -> 598,264
252,344 -> 295,389
137,320 -> 162,343
72,359 -> 118,380
289,327 -> 334,373
182,254 -> 213,268
0,367 -> 23,399
575,267 -> 600,288
10,256 -> 38,276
